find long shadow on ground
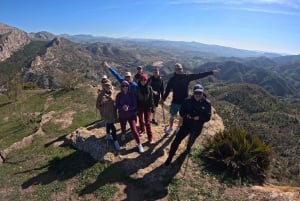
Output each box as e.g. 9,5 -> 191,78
79,133 -> 176,200
20,148 -> 97,189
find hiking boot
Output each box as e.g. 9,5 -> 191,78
151,119 -> 158,125
165,127 -> 173,136
121,133 -> 126,141
137,144 -> 144,153
114,140 -> 121,151
106,133 -> 113,140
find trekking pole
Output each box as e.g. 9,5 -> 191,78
161,102 -> 167,130
183,153 -> 190,178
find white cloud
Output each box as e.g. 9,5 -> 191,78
168,0 -> 300,9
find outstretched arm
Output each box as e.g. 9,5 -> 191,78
187,68 -> 221,82
103,61 -> 124,84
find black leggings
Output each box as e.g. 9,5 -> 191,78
106,123 -> 117,141
165,124 -> 203,165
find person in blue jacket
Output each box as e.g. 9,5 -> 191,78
103,61 -> 138,92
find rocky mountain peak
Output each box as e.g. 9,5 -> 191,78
0,23 -> 30,61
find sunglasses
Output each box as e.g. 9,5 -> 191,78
194,92 -> 203,95
121,85 -> 129,88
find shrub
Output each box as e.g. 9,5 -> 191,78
56,71 -> 84,91
23,82 -> 38,90
200,128 -> 271,183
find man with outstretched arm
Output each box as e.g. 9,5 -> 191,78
162,63 -> 220,135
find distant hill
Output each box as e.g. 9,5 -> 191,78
1,23 -> 300,98
61,34 -> 283,58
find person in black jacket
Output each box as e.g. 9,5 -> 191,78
135,73 -> 154,143
148,67 -> 164,125
164,84 -> 211,166
162,63 -> 220,135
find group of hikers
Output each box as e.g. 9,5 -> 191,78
96,61 -> 220,166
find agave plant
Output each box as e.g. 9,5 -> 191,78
201,128 -> 272,183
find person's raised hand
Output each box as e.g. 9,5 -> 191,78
212,68 -> 221,74
103,61 -> 109,68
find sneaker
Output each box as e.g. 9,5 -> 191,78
148,138 -> 153,144
106,133 -> 113,140
121,133 -> 126,141
151,119 -> 158,125
114,140 -> 121,151
139,129 -> 145,135
165,127 -> 173,135
137,144 -> 144,153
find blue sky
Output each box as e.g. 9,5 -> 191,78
2,0 -> 300,55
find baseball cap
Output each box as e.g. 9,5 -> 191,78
139,73 -> 148,81
193,84 -> 204,93
125,72 -> 132,77
136,66 -> 143,70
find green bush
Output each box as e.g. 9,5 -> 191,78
200,128 -> 272,183
23,82 -> 38,90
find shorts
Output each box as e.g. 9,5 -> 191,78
153,95 -> 160,107
169,103 -> 181,117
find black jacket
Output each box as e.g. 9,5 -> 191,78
148,75 -> 164,97
135,83 -> 154,111
179,96 -> 211,132
163,71 -> 213,104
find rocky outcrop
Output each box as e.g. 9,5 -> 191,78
0,23 -> 30,61
66,106 -> 224,162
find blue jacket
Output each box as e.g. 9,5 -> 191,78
108,67 -> 138,92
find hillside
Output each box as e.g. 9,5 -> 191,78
205,83 -> 300,185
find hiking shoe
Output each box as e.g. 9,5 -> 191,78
121,133 -> 126,141
106,133 -> 113,140
151,119 -> 158,125
165,127 -> 173,135
148,138 -> 153,144
139,129 -> 145,135
114,140 -> 121,151
137,144 -> 144,153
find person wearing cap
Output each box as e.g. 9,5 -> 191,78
98,75 -> 112,93
162,63 -> 220,135
147,67 -> 164,125
164,84 -> 211,166
116,80 -> 144,153
135,73 -> 154,143
134,66 -> 143,83
96,79 -> 121,151
103,61 -> 138,92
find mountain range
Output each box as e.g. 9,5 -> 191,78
0,22 -> 300,98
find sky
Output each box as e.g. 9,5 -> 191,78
1,0 -> 300,55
